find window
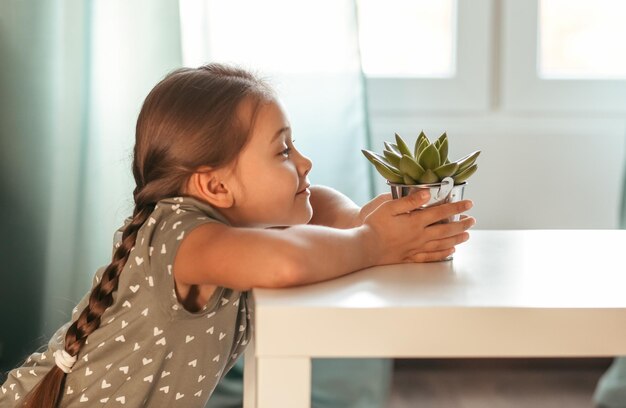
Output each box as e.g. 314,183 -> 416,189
363,0 -> 492,114
502,0 -> 626,112
539,0 -> 626,79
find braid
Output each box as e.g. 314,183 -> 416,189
21,197 -> 154,408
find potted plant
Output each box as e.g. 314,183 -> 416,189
362,131 -> 479,222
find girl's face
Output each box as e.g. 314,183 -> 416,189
224,98 -> 313,228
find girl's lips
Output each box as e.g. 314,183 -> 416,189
296,185 -> 310,195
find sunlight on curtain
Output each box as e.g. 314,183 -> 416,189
40,0 -> 183,334
356,0 -> 456,78
179,0 -> 372,205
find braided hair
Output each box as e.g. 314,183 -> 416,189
21,63 -> 273,407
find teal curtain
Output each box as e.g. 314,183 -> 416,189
1,0 -> 390,405
0,0 -> 182,372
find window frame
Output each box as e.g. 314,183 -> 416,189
365,0 -> 493,114
501,0 -> 626,113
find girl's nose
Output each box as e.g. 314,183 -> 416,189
298,152 -> 313,177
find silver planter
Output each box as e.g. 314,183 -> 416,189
387,176 -> 466,223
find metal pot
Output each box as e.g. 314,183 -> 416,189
387,176 -> 466,223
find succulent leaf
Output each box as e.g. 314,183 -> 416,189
383,149 -> 402,168
362,149 -> 399,172
438,138 -> 449,164
417,169 -> 439,184
394,133 -> 412,157
403,174 -> 416,185
416,138 -> 429,158
453,163 -> 477,184
384,142 -> 401,156
436,132 -> 447,146
417,144 -> 441,170
434,162 -> 458,179
399,154 -> 425,181
414,131 -> 428,157
373,162 -> 404,183
454,150 -> 481,174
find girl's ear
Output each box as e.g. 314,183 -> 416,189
186,168 -> 235,209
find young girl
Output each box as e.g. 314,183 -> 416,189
0,63 -> 474,407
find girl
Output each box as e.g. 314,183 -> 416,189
0,63 -> 475,407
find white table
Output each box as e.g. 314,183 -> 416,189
243,230 -> 626,407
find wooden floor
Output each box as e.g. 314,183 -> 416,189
387,358 -> 611,408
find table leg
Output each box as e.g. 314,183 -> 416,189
243,337 -> 311,408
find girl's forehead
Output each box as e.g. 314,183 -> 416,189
249,99 -> 290,142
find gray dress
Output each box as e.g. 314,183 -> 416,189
0,196 -> 252,407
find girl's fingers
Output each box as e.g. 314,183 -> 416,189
420,232 -> 470,252
414,200 -> 473,226
405,247 -> 455,263
424,216 -> 476,241
388,191 -> 431,215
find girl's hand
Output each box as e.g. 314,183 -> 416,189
353,193 -> 393,227
360,191 -> 475,265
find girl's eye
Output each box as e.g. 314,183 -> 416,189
280,147 -> 292,157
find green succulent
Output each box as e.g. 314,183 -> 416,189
362,131 -> 479,185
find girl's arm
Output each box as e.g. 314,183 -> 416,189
174,192 -> 474,291
308,185 -> 390,229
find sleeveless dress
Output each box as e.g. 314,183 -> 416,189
0,196 -> 253,407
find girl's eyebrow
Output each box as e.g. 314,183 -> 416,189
271,126 -> 291,143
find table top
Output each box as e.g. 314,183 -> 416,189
252,230 -> 626,358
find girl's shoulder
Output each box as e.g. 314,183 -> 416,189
154,196 -> 230,226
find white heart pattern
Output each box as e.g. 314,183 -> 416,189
101,380 -> 111,389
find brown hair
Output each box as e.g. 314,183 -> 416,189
21,63 -> 274,407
